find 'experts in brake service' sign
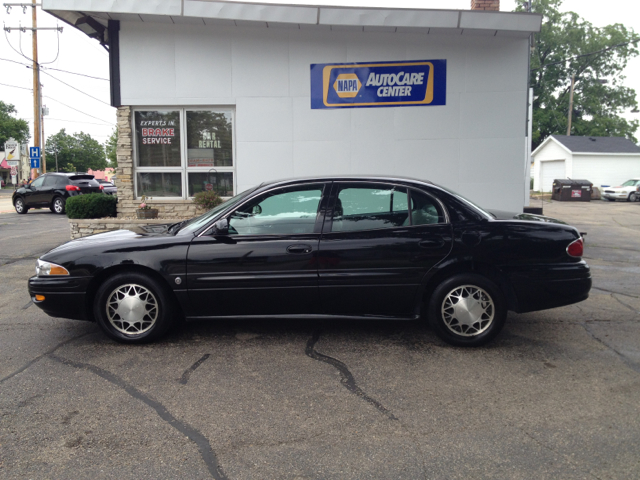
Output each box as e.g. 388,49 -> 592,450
310,59 -> 446,109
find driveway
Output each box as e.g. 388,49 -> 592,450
1,200 -> 639,479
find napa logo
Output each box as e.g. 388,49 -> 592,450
333,73 -> 362,98
310,59 -> 447,109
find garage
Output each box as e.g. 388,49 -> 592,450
540,160 -> 565,192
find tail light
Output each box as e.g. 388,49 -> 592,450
65,185 -> 80,191
567,237 -> 584,258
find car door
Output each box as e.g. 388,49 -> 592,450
186,182 -> 328,317
40,174 -> 59,205
23,176 -> 46,206
318,182 -> 453,317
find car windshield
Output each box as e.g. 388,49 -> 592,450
435,184 -> 495,220
621,179 -> 640,187
176,186 -> 260,235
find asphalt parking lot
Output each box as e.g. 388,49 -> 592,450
1,199 -> 639,479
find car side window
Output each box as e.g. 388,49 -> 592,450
30,176 -> 45,188
408,189 -> 445,225
331,185 -> 409,232
228,185 -> 323,235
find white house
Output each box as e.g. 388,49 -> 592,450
43,0 -> 541,217
532,135 -> 640,192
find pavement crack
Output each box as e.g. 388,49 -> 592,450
179,354 -> 211,385
0,254 -> 41,268
49,354 -> 227,480
611,294 -> 640,314
0,331 -> 94,384
591,286 -> 638,298
305,330 -> 398,421
581,323 -> 640,374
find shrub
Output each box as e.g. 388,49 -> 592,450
66,193 -> 117,219
192,190 -> 223,210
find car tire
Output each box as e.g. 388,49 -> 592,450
428,273 -> 507,347
627,193 -> 634,202
51,196 -> 66,214
14,197 -> 28,214
94,272 -> 175,344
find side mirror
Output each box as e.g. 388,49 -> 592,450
252,205 -> 262,215
212,218 -> 229,236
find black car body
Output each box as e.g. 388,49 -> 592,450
13,173 -> 103,214
28,176 -> 591,346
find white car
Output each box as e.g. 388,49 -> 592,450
602,178 -> 640,202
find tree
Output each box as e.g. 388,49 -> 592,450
0,101 -> 30,147
45,129 -> 107,173
517,0 -> 639,149
105,128 -> 117,167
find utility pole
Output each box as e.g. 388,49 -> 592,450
4,2 -> 62,178
566,73 -> 575,136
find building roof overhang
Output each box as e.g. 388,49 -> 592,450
42,0 -> 542,38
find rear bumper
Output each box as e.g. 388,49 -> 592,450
28,275 -> 92,321
506,261 -> 592,314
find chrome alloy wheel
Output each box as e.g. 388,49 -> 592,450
15,199 -> 24,213
106,284 -> 158,335
54,198 -> 64,213
441,285 -> 494,337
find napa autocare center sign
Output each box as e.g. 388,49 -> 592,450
310,59 -> 446,109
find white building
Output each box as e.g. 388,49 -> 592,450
43,0 -> 541,217
532,135 -> 640,192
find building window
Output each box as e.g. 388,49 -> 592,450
133,107 -> 235,199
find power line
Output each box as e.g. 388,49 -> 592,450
532,39 -> 640,71
0,58 -> 109,81
0,81 -> 32,91
40,70 -> 110,106
44,95 -> 115,125
25,117 -> 115,127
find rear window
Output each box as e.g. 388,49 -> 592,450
68,175 -> 95,181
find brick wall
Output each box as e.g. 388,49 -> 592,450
114,105 -> 202,220
470,0 -> 499,11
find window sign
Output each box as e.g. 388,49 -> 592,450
135,111 -> 181,167
188,172 -> 234,197
186,111 -> 233,167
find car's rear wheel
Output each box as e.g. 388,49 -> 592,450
94,272 -> 175,344
14,197 -> 28,214
428,273 -> 507,347
51,196 -> 66,214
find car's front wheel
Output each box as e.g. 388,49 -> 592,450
94,272 -> 175,344
428,273 -> 507,347
14,197 -> 28,214
51,196 -> 66,214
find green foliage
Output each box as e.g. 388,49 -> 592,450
0,101 -> 30,146
105,128 -> 117,167
45,129 -> 108,173
516,0 -> 639,149
192,190 -> 223,210
66,193 -> 117,219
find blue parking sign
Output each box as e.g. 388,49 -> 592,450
30,146 -> 41,159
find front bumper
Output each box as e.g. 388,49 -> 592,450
28,275 -> 92,321
506,261 -> 592,314
602,192 -> 628,200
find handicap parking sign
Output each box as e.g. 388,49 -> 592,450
29,146 -> 41,159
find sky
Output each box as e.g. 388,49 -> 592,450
1,0 -> 638,152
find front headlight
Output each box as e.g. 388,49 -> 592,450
36,259 -> 70,276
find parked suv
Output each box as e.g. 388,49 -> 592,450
12,173 -> 103,215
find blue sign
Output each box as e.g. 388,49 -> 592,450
30,158 -> 40,169
311,59 -> 446,109
29,146 -> 41,159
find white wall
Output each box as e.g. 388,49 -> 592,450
532,139 -> 570,191
120,22 -> 529,211
570,155 -> 640,188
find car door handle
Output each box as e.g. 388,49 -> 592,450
286,244 -> 313,254
419,238 -> 445,248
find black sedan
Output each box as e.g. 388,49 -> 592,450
28,176 -> 591,346
13,173 -> 104,214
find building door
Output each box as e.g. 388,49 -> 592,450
541,160 -> 565,193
